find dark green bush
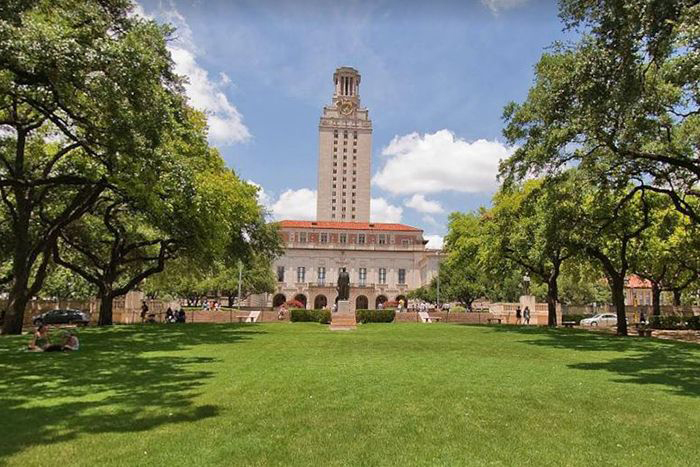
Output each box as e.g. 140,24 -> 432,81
356,309 -> 395,323
687,315 -> 700,330
290,309 -> 331,324
650,315 -> 685,330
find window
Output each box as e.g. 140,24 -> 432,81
340,233 -> 347,243
317,267 -> 326,285
359,268 -> 367,285
320,233 -> 328,243
358,234 -> 365,244
398,269 -> 406,284
378,268 -> 387,284
299,232 -> 307,243
353,131 -> 358,139
344,131 -> 348,138
334,130 -> 338,137
277,266 -> 285,282
401,239 -> 410,246
297,267 -> 305,283
378,234 -> 386,245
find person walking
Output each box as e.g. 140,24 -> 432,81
523,306 -> 531,325
515,306 -> 522,325
140,301 -> 149,323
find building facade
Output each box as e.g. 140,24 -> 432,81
316,67 -> 372,222
270,221 -> 441,310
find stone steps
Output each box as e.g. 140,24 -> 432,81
330,312 -> 357,331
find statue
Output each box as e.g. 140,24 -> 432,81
336,268 -> 350,301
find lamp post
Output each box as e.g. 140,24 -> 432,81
237,260 -> 243,310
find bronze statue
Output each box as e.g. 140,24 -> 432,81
336,268 -> 350,301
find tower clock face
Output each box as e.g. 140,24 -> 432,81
339,100 -> 354,116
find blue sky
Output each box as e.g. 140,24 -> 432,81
136,0 -> 569,247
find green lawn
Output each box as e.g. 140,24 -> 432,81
0,323 -> 698,466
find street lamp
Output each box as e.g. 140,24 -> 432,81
237,260 -> 243,310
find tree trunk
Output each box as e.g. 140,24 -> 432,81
610,275 -> 628,336
651,281 -> 661,317
98,291 -> 114,326
2,274 -> 31,335
546,266 -> 560,327
672,289 -> 682,306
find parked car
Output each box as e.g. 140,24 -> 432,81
580,313 -> 617,327
33,309 -> 90,326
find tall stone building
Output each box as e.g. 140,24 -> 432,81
249,66 -> 442,311
316,67 -> 372,222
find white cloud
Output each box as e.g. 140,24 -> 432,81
405,194 -> 444,214
246,180 -> 272,208
135,2 -> 250,146
424,235 -> 444,250
370,198 -> 403,223
421,215 -> 444,230
482,0 -> 530,13
373,129 -> 513,196
270,188 -> 317,221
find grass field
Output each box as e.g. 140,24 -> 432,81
0,323 -> 698,466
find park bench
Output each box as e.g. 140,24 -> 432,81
635,324 -> 653,337
238,310 -> 261,323
487,318 -> 502,325
562,321 -> 576,328
418,311 -> 440,323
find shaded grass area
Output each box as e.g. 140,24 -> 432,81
0,323 -> 698,466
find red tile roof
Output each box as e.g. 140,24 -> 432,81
277,220 -> 422,232
626,274 -> 652,289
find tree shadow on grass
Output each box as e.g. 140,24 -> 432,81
475,325 -> 700,398
0,324 -> 265,461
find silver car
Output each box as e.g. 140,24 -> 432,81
580,313 -> 617,327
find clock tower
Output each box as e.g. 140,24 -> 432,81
316,67 -> 372,222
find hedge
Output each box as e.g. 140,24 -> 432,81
687,315 -> 700,330
650,315 -> 687,330
356,309 -> 395,323
290,309 -> 331,324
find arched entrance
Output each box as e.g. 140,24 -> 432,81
273,293 -> 286,308
355,295 -> 369,310
375,295 -> 388,309
395,295 -> 407,307
314,295 -> 328,309
294,294 -> 307,309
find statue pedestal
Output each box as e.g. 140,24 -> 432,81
330,300 -> 356,331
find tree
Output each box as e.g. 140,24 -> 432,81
501,0 -> 700,223
557,260 -> 611,306
635,201 -> 700,314
486,177 -> 579,325
0,1 -> 189,334
52,163 -> 268,325
568,172 -> 655,336
441,212 -> 489,309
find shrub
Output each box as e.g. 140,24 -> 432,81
687,315 -> 700,330
650,315 -> 685,330
290,309 -> 331,324
356,309 -> 395,323
451,306 -> 467,313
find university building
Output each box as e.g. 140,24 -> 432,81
267,67 -> 441,310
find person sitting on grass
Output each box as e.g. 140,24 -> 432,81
43,331 -> 80,352
28,323 -> 50,351
176,308 -> 186,323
